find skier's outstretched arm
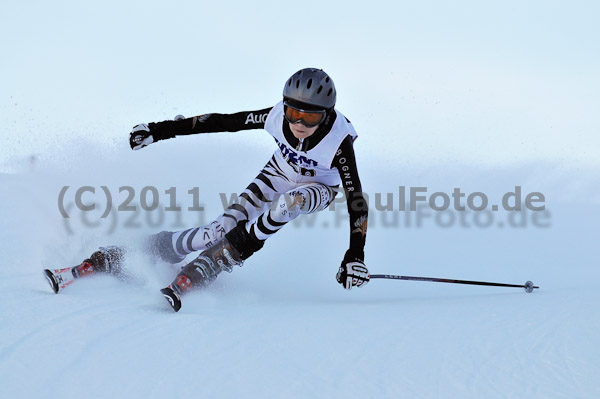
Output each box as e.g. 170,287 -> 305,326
129,107 -> 273,150
331,135 -> 369,290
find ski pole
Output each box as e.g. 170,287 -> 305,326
369,274 -> 539,293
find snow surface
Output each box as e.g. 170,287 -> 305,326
0,140 -> 598,399
2,1 -> 599,398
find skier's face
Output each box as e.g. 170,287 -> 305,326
289,122 -> 319,139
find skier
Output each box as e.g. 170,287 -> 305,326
44,68 -> 369,311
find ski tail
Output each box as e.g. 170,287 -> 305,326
43,267 -> 76,294
160,286 -> 182,312
43,260 -> 96,294
43,269 -> 60,294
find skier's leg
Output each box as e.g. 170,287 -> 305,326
246,183 -> 337,241
147,160 -> 293,263
164,183 -> 335,298
160,219 -> 265,311
179,181 -> 337,280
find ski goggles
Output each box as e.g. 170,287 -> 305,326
283,102 -> 326,128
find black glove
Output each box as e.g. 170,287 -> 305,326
129,124 -> 154,150
336,250 -> 369,290
129,120 -> 178,150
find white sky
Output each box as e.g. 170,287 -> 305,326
1,0 -> 599,169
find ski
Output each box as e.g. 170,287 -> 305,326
43,266 -> 79,294
160,286 -> 182,312
43,261 -> 96,294
43,247 -> 125,294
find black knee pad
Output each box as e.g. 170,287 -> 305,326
225,221 -> 264,260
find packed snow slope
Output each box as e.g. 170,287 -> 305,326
2,1 -> 599,397
0,135 -> 598,399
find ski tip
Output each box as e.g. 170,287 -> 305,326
43,269 -> 59,294
160,287 -> 182,312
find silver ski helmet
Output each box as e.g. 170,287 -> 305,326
283,68 -> 336,110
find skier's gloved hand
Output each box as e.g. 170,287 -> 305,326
130,124 -> 154,150
129,120 -> 177,150
336,250 -> 369,290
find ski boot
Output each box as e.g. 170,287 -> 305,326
44,246 -> 125,294
161,222 -> 263,312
